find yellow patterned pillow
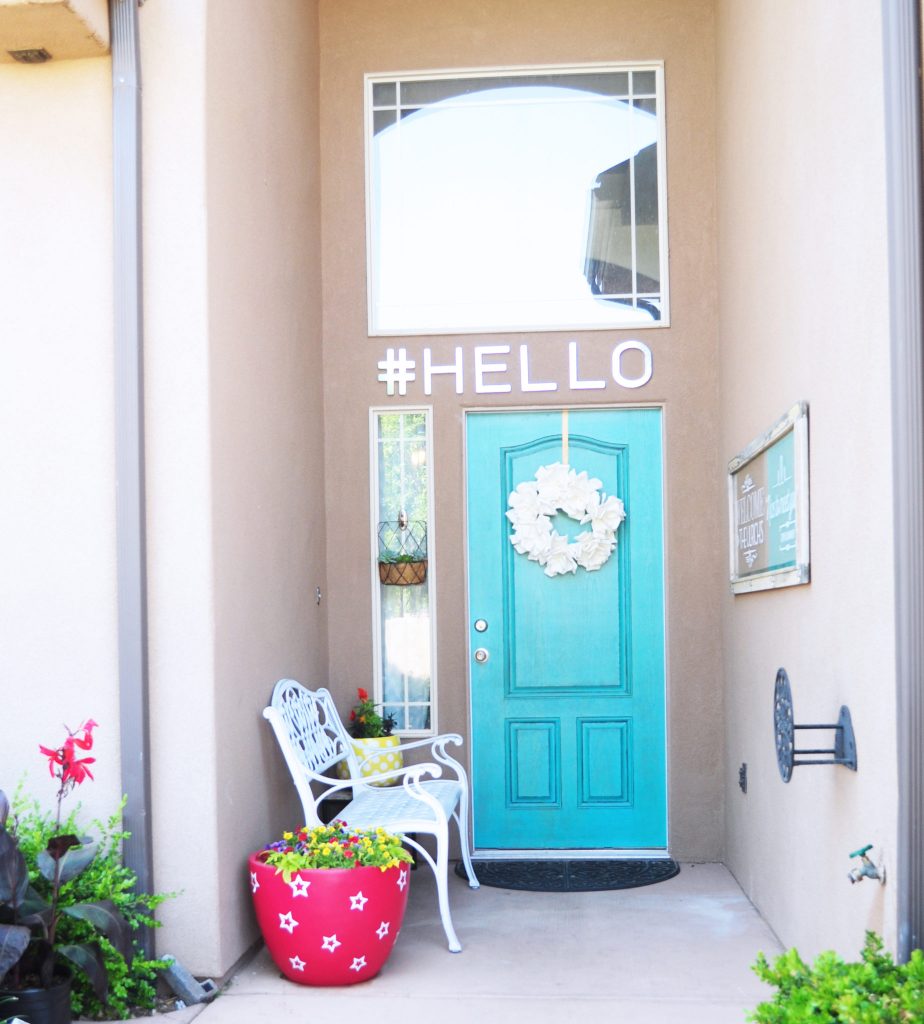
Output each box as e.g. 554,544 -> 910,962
335,736 -> 403,787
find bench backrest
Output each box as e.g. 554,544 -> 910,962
264,679 -> 351,825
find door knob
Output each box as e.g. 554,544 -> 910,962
474,648 -> 489,664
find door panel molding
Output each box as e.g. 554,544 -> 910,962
506,718 -> 561,806
577,718 -> 633,806
502,434 -> 632,697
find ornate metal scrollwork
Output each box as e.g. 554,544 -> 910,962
774,669 -> 795,782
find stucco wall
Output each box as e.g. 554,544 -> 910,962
0,58 -> 122,823
319,0 -> 723,860
143,0 -> 325,974
206,0 -> 326,974
716,0 -> 898,955
141,0 -> 219,970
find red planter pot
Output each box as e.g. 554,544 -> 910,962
248,852 -> 410,986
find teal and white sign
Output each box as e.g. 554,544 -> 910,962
728,403 -> 810,594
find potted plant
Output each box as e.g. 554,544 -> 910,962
335,689 -> 403,788
376,517 -> 428,586
10,793 -> 173,1021
377,551 -> 428,586
0,720 -> 134,1024
248,820 -> 413,986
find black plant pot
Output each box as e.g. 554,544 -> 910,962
0,974 -> 72,1024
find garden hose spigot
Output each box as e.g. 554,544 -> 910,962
848,844 -> 884,884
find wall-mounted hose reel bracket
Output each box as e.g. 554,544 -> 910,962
774,668 -> 857,783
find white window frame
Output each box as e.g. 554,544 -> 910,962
369,406 -> 438,736
364,61 -> 670,337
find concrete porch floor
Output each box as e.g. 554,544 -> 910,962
178,862 -> 781,1023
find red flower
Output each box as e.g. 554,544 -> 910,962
38,743 -> 63,771
39,720 -> 98,788
357,687 -> 369,701
63,753 -> 95,785
350,710 -> 356,721
72,719 -> 98,750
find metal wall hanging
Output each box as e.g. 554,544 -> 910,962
377,512 -> 428,586
773,668 -> 857,782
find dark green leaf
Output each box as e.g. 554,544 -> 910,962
18,886 -> 51,921
62,900 -> 133,964
0,832 -> 29,905
57,942 -> 108,1002
54,840 -> 97,882
37,840 -> 97,884
35,850 -> 55,884
0,924 -> 30,983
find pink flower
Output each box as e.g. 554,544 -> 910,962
39,720 -> 98,788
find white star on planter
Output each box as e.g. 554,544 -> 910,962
321,934 -> 341,952
376,921 -> 390,940
250,871 -> 259,894
350,956 -> 367,972
289,955 -> 305,972
278,911 -> 298,933
289,876 -> 311,898
349,891 -> 368,911
397,869 -> 408,891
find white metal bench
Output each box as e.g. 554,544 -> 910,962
262,678 -> 480,952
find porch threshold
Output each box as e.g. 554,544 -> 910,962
472,847 -> 670,860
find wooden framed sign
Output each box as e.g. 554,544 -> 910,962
728,402 -> 810,594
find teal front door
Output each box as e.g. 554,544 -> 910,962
466,408 -> 666,851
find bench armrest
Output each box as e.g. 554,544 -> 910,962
356,734 -> 467,783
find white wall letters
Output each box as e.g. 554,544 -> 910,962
379,340 -> 654,397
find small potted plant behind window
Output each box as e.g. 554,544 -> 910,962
0,721 -> 134,1024
377,516 -> 427,586
378,552 -> 428,586
248,821 -> 413,986
335,690 -> 402,788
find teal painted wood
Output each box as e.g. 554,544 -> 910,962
466,409 -> 666,850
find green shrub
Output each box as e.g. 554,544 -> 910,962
11,792 -> 176,1020
749,932 -> 924,1023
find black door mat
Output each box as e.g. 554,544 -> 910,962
456,858 -> 680,892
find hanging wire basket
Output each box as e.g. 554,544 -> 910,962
377,517 -> 428,586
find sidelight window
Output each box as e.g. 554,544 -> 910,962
371,408 -> 435,734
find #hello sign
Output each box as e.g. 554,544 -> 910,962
377,340 -> 653,396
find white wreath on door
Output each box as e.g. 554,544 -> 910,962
505,462 -> 626,578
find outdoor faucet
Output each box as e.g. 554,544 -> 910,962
848,844 -> 883,884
